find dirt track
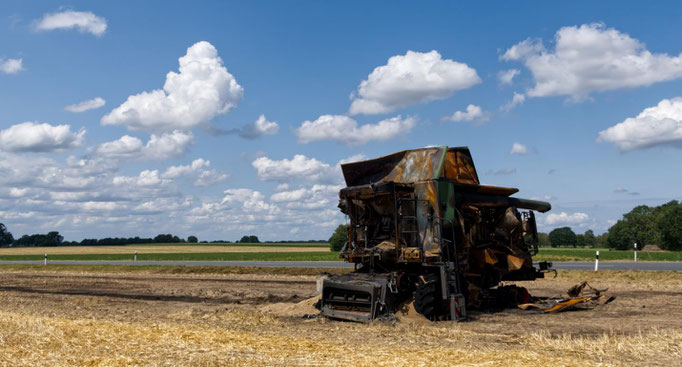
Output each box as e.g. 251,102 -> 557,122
0,269 -> 680,366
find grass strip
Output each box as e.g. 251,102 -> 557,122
536,247 -> 682,261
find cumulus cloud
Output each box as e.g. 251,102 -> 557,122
545,212 -> 589,226
162,158 -> 210,178
101,41 -> 243,133
143,131 -> 194,159
443,104 -> 490,124
270,184 -> 341,210
220,189 -> 279,214
96,131 -> 193,160
503,23 -> 682,100
161,158 -> 227,186
96,135 -> 143,159
349,50 -> 480,115
0,149 -> 331,240
0,58 -> 24,74
252,154 -> 338,183
497,69 -> 520,85
598,97 -> 682,151
113,170 -> 166,187
503,92 -> 526,111
239,115 -> 279,139
296,115 -> 416,145
510,142 -> 529,155
35,10 -> 107,36
0,122 -> 85,152
65,97 -> 106,113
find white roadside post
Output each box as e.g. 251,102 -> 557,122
594,250 -> 599,272
134,251 -> 138,262
634,242 -> 638,262
44,253 -> 47,266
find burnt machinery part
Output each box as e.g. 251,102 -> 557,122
319,146 -> 553,322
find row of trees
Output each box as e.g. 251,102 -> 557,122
536,200 -> 682,250
0,224 -> 202,247
605,200 -> 682,251
541,228 -> 607,248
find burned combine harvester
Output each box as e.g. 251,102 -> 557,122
320,146 -> 552,322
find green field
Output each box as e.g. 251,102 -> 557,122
0,251 -> 340,262
535,247 -> 682,261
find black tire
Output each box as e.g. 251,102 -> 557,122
414,273 -> 444,320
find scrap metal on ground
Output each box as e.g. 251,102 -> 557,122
518,281 -> 615,313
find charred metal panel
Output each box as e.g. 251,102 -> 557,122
341,147 -> 446,187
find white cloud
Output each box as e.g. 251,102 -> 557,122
510,142 -> 529,155
96,135 -> 144,159
296,115 -> 416,144
503,23 -> 682,100
65,97 -> 106,113
270,184 -> 341,210
35,10 -> 107,36
503,92 -> 526,110
270,188 -> 307,203
9,187 -> 29,198
101,41 -> 243,133
497,69 -> 520,85
221,189 -> 279,214
96,130 -> 193,160
598,97 -> 682,151
0,122 -> 85,152
443,104 -> 490,124
238,115 -> 279,139
275,183 -> 290,192
194,169 -> 229,187
349,50 -> 480,115
0,58 -> 24,74
162,158 -> 210,178
252,154 -> 338,183
113,169 -> 166,187
545,212 -> 589,226
143,131 -> 194,159
161,158 -> 227,186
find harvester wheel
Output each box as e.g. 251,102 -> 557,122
414,273 -> 444,320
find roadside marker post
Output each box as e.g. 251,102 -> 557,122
594,251 -> 599,272
134,251 -> 138,262
634,242 -> 638,262
44,253 -> 47,266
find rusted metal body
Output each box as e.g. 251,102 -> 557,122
320,146 -> 552,322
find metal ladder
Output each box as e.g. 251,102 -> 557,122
437,218 -> 467,321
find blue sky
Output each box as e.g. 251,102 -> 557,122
1,1 -> 681,241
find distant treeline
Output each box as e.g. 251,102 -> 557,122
537,200 -> 682,251
0,225 -> 325,247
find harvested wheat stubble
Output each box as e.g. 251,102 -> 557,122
0,269 -> 680,366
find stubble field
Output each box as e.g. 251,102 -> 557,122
0,267 -> 680,366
